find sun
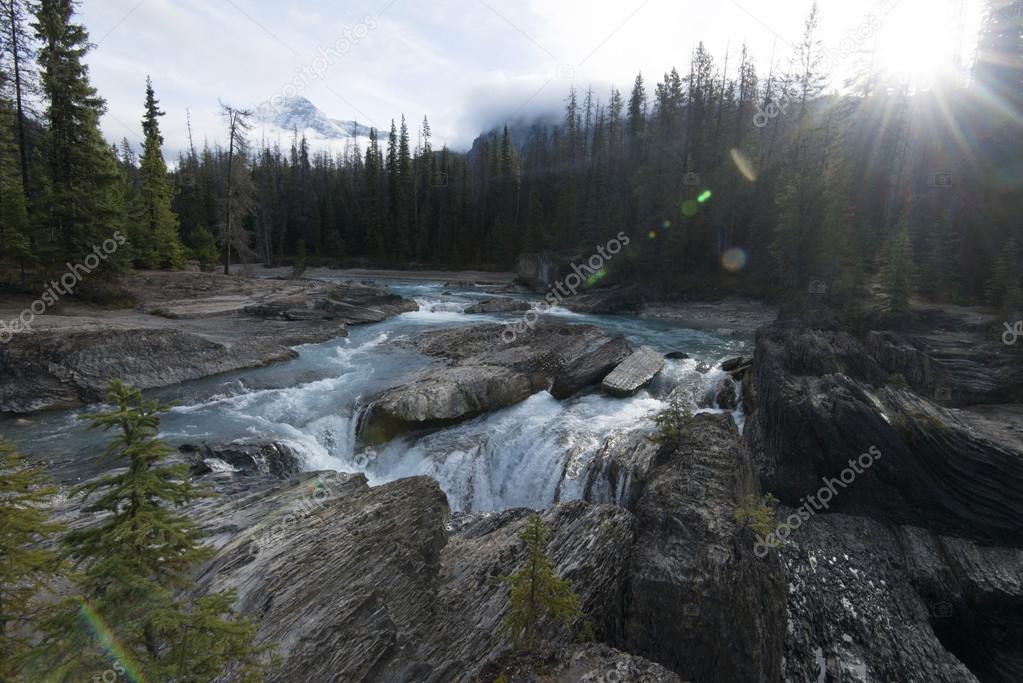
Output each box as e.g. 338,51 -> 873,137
870,0 -> 984,88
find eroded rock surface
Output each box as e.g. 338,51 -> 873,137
0,273 -> 417,413
361,322 -> 626,440
359,365 -> 535,443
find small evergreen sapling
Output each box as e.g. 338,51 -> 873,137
651,394 -> 693,448
500,514 -> 583,650
43,381 -> 269,681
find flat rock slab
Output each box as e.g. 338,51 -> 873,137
602,345 -> 665,396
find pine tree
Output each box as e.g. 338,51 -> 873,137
0,440 -> 65,681
40,381 -> 269,681
500,514 -> 583,650
34,0 -> 127,277
138,76 -> 184,269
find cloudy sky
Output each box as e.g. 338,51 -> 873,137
79,0 -> 985,157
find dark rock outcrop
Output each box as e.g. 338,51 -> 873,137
183,441 -> 303,480
776,509 -> 1023,682
619,413 -> 786,682
713,375 -> 738,410
745,320 -> 1023,544
745,309 -> 1023,682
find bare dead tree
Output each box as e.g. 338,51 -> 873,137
218,101 -> 254,274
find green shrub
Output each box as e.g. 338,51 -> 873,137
733,493 -> 779,537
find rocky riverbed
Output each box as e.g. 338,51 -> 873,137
0,271 -> 418,412
5,271 -> 1022,681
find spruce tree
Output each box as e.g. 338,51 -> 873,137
34,0 -> 127,277
42,381 -> 268,681
500,514 -> 583,650
138,76 -> 184,269
0,440 -> 65,681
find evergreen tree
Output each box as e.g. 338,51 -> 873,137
34,0 -> 127,276
881,222 -> 916,317
188,224 -> 219,271
0,88 -> 32,274
0,439 -> 64,681
986,237 -> 1022,311
41,381 -> 268,681
138,76 -> 184,269
500,514 -> 583,650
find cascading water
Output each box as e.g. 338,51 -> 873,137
4,280 -> 751,512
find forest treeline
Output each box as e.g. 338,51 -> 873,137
0,0 -> 1020,310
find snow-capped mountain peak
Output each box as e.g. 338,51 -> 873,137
254,96 -> 373,142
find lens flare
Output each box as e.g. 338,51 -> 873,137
661,220 -> 671,229
721,247 -> 748,272
729,148 -> 757,182
681,200 -> 699,217
697,190 -> 712,203
647,230 -> 657,239
78,600 -> 146,683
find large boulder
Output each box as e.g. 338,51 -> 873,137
514,252 -> 561,291
602,346 -> 665,396
359,366 -> 535,443
360,322 -> 624,444
550,336 -> 632,399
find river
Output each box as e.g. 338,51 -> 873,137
2,279 -> 750,512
